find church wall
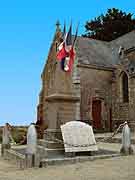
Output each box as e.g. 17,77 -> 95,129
128,77 -> 135,130
111,68 -> 129,128
112,51 -> 135,131
79,66 -> 113,131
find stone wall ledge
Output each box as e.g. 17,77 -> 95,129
45,93 -> 80,102
77,63 -> 115,71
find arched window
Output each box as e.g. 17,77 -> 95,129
122,72 -> 129,102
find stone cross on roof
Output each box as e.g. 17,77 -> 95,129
56,20 -> 60,32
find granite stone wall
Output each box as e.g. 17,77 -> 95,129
112,51 -> 135,131
79,66 -> 113,131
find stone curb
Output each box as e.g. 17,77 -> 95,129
41,153 -> 120,167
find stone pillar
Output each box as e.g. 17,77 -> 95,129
111,73 -> 118,131
75,102 -> 80,120
1,124 -> 12,157
25,124 -> 39,168
128,77 -> 135,131
120,122 -> 134,155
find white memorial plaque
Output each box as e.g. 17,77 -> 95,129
61,121 -> 98,152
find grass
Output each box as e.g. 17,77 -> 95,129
0,126 -> 28,144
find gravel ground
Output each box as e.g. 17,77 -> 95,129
0,142 -> 135,180
0,153 -> 135,180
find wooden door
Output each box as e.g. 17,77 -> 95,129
92,100 -> 102,129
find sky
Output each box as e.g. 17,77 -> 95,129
0,1 -> 134,126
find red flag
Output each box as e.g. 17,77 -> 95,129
67,47 -> 75,72
64,47 -> 75,72
56,42 -> 67,61
56,22 -> 77,72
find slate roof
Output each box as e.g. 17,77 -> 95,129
109,30 -> 135,65
110,30 -> 135,50
75,30 -> 135,68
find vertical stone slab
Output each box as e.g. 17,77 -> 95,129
1,124 -> 11,156
120,122 -> 134,155
25,124 -> 39,168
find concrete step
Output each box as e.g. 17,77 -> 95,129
95,137 -> 135,144
44,129 -> 63,141
38,139 -> 64,149
40,152 -> 120,167
95,137 -> 121,143
3,148 -> 26,169
37,145 -> 64,158
37,145 -> 47,158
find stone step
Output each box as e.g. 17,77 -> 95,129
95,137 -> 121,143
37,145 -> 48,158
40,153 -> 120,167
38,139 -> 64,149
37,145 -> 64,159
44,129 -> 63,141
95,137 -> 135,144
3,148 -> 26,169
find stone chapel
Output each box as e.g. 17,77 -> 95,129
36,22 -> 135,133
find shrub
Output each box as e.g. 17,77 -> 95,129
0,126 -> 28,144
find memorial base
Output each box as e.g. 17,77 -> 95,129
44,129 -> 63,141
65,152 -> 76,157
25,154 -> 40,168
120,146 -> 134,155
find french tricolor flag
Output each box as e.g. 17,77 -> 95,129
56,23 -> 76,72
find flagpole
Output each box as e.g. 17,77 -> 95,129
72,22 -> 79,47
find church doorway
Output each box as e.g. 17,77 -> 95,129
92,100 -> 102,129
